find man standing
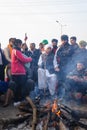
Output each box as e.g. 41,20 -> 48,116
51,39 -> 58,54
54,35 -> 73,81
28,43 -> 41,83
21,43 -> 29,56
4,38 -> 16,81
68,36 -> 80,72
70,36 -> 79,53
4,38 -> 16,62
70,40 -> 87,70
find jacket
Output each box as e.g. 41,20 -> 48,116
38,52 -> 55,74
54,43 -> 73,69
11,49 -> 32,75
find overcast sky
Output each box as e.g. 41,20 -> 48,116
0,0 -> 87,48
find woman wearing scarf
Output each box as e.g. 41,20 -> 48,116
3,39 -> 32,107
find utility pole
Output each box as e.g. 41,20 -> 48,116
56,21 -> 67,36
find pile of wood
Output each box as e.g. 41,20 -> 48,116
17,96 -> 87,130
0,96 -> 87,130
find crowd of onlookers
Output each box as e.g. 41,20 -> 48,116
0,35 -> 87,107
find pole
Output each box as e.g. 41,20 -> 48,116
56,21 -> 66,36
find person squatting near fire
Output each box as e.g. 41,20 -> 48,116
64,62 -> 87,102
3,39 -> 35,107
38,44 -> 58,96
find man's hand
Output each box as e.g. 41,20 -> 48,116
7,63 -> 11,68
55,67 -> 60,72
67,75 -> 84,82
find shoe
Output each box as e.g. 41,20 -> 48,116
3,103 -> 9,107
13,101 -> 21,107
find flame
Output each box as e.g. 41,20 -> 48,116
52,99 -> 61,117
56,110 -> 61,116
52,99 -> 58,113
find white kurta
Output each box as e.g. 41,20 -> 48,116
38,54 -> 57,96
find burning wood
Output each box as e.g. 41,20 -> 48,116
52,99 -> 61,117
52,99 -> 58,113
17,97 -> 87,130
1,97 -> 86,130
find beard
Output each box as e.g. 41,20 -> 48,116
53,45 -> 57,49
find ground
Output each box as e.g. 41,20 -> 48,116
0,104 -> 19,119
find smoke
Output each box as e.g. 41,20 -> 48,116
30,47 -> 87,106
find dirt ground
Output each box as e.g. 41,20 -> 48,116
0,104 -> 19,119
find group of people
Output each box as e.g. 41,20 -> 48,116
0,34 -> 87,107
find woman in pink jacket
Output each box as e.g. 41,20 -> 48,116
3,39 -> 32,106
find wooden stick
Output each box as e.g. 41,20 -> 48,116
43,112 -> 50,130
26,96 -> 37,130
0,114 -> 30,129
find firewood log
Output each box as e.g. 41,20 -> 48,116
26,96 -> 37,130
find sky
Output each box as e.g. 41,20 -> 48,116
0,0 -> 87,49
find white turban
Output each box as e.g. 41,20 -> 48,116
44,44 -> 53,50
